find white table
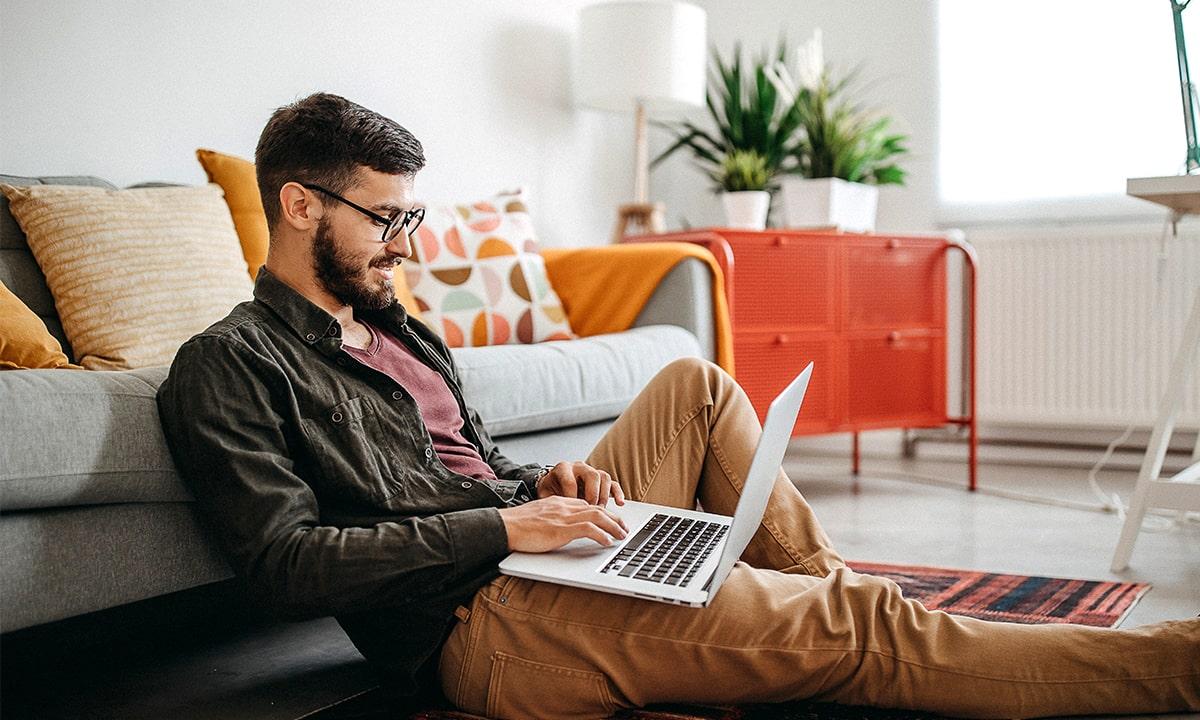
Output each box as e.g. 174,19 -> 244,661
1111,176 -> 1200,571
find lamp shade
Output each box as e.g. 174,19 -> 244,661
575,1 -> 706,114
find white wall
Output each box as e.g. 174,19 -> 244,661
0,0 -> 640,247
0,1 -> 941,247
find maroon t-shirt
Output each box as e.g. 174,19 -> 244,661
343,321 -> 497,482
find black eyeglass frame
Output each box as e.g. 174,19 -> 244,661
300,182 -> 424,243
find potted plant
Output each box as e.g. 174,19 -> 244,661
768,30 -> 908,232
717,149 -> 772,228
652,41 -> 806,229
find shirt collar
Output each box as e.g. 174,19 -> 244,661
252,266 -> 410,356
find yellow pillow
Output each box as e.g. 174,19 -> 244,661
196,148 -> 270,279
0,183 -> 253,370
0,279 -> 80,370
194,148 -> 423,320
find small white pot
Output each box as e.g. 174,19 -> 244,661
780,177 -> 878,232
720,190 -> 770,230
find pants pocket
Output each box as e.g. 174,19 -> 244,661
486,651 -> 615,720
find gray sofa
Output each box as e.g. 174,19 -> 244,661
0,174 -> 716,633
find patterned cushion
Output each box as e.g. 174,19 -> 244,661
404,189 -> 574,347
0,183 -> 253,370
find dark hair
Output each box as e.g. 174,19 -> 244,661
254,92 -> 425,232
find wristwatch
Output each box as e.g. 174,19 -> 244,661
533,464 -> 555,489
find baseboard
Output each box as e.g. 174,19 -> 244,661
789,426 -> 1198,474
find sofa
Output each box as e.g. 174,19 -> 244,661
0,174 -> 718,633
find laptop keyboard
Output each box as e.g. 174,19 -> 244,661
599,513 -> 729,587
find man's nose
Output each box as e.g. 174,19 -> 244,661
386,229 -> 415,259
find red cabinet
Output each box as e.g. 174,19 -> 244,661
627,228 -> 978,489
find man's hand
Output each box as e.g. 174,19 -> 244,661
536,461 -> 626,507
498,496 -> 629,553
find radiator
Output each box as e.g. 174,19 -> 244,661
967,222 -> 1200,429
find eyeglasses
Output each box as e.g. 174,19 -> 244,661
301,183 -> 425,244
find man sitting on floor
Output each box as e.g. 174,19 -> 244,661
157,92 -> 1199,719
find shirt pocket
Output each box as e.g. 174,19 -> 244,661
300,395 -> 399,504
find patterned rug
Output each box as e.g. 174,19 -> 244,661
311,562 -> 1150,720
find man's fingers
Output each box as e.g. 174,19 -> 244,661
596,470 -> 613,507
612,480 -> 626,506
556,468 -> 577,501
585,506 -> 627,539
582,468 -> 603,505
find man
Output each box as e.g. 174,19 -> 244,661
157,93 -> 1199,719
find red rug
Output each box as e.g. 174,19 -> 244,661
314,563 -> 1151,719
846,561 -> 1150,628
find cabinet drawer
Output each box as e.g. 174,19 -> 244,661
729,234 -> 836,331
733,332 -> 837,434
845,331 -> 946,427
844,238 -> 945,330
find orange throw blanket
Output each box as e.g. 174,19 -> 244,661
542,242 -> 734,374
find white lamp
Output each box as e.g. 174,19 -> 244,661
575,1 -> 706,240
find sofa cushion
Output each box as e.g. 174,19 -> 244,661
0,174 -> 118,360
452,324 -> 702,437
0,366 -> 185,511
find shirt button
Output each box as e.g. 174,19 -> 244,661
336,357 -> 347,366
392,390 -> 404,400
305,333 -> 316,341
461,481 -> 472,489
425,447 -> 433,459
331,411 -> 344,423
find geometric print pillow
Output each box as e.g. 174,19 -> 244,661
403,188 -> 575,347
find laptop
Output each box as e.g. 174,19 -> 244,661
499,362 -> 813,608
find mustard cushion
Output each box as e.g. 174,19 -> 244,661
194,148 -> 423,319
0,183 -> 254,370
0,279 -> 79,370
196,148 -> 270,279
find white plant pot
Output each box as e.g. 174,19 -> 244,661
720,190 -> 770,230
780,177 -> 878,233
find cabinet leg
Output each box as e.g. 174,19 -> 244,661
852,432 -> 860,476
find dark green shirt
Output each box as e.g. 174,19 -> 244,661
156,267 -> 545,698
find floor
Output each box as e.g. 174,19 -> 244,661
3,448 -> 1198,720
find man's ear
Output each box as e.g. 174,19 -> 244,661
278,182 -> 322,232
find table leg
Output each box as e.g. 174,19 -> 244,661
1110,290 -> 1200,572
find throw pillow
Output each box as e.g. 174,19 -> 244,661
194,148 -> 424,319
196,148 -> 270,279
0,279 -> 79,370
0,183 -> 254,370
404,189 -> 574,347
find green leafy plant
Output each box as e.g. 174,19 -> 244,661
719,149 -> 772,191
768,31 -> 908,185
653,31 -> 908,191
651,42 -> 805,193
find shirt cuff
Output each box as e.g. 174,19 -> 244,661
444,507 -> 511,571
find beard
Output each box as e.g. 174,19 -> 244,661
311,217 -> 398,311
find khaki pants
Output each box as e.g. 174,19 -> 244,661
439,358 -> 1200,718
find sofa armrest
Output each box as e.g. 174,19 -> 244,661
631,257 -> 715,362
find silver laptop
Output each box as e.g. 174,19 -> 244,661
499,362 -> 813,608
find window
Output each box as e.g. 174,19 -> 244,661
938,1 -> 1192,218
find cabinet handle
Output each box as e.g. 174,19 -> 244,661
887,331 -> 901,344
774,333 -> 790,345
885,238 -> 900,250
773,235 -> 789,247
